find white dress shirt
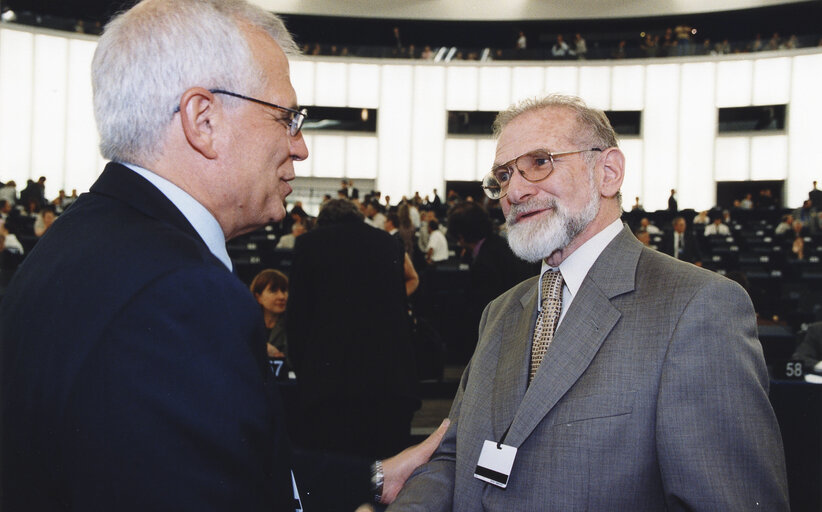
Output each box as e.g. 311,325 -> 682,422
427,229 -> 449,262
538,219 -> 624,326
123,163 -> 232,271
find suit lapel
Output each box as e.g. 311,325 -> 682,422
90,162 -> 202,242
491,281 -> 538,440
503,226 -> 641,447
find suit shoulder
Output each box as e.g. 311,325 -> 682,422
636,246 -> 747,300
487,274 -> 539,309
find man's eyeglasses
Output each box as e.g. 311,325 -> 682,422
211,89 -> 307,137
481,148 -> 602,200
173,89 -> 308,137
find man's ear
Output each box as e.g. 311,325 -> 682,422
599,147 -> 625,198
178,87 -> 219,160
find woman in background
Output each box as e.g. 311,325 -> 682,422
250,269 -> 291,369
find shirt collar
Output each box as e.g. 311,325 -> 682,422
122,162 -> 233,271
538,218 -> 623,308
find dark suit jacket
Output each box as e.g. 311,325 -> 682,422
0,163 -> 368,511
464,234 -> 539,349
660,229 -> 702,264
288,221 -> 420,458
390,226 -> 788,511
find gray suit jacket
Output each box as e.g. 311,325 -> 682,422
390,226 -> 788,511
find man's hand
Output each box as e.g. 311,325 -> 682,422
380,418 -> 450,504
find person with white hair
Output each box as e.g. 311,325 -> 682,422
0,1 -> 445,511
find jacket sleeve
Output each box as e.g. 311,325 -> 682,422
655,278 -> 789,510
386,302 -> 498,511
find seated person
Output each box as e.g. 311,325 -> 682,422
0,220 -> 23,255
692,210 -> 710,225
34,206 -> 57,237
791,322 -> 822,374
791,220 -> 807,260
250,269 -> 291,372
635,228 -> 652,247
639,217 -> 662,235
774,214 -> 794,236
425,220 -> 449,263
704,216 -> 730,236
275,221 -> 306,249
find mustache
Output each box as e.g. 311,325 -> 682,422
506,198 -> 558,225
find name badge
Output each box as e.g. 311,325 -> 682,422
474,440 -> 517,488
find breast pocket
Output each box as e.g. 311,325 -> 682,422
551,390 -> 636,427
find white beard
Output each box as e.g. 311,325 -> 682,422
506,183 -> 600,263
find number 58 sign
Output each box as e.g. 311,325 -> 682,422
774,360 -> 804,380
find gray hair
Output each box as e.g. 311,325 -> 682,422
92,0 -> 299,164
493,94 -> 618,157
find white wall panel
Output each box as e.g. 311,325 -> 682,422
619,139 -> 644,209
643,64 -> 680,211
478,66 -> 511,111
578,66 -> 611,110
716,60 -> 753,107
444,138 -> 477,181
715,137 -> 751,181
63,39 -> 99,193
475,139 -> 497,181
290,59 -> 315,105
346,63 -> 380,108
31,34 -> 68,194
410,66 -> 446,196
345,136 -> 378,179
787,53 -> 822,207
445,66 -> 479,110
294,134 -> 314,177
314,62 -> 347,106
311,134 -> 346,177
611,65 -> 644,110
678,62 -> 716,211
0,29 -> 34,183
511,66 -> 545,103
378,65 -> 413,198
544,66 -> 578,96
3,24 -> 822,210
750,135 -> 788,181
752,57 -> 791,105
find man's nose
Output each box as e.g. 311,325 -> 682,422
291,132 -> 309,162
504,169 -> 535,205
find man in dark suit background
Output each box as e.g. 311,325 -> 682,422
446,201 -> 539,357
661,215 -> 703,266
287,199 -> 421,460
0,1 -> 444,510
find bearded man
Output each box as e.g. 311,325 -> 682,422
388,94 -> 789,511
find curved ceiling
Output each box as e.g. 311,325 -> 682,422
252,0 -> 806,21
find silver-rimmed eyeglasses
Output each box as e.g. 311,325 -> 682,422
211,89 -> 308,137
481,148 -> 602,200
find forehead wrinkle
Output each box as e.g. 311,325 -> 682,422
495,108 -> 579,165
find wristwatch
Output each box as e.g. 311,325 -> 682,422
371,459 -> 384,503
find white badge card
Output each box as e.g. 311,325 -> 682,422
474,440 -> 517,488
